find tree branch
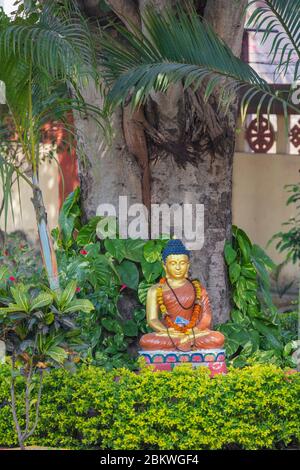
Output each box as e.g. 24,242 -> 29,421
10,353 -> 24,449
25,370 -> 44,441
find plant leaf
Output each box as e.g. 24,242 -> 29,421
63,299 -> 94,314
30,293 -> 53,312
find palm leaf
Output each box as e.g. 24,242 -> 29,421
0,1 -> 106,236
100,3 -> 299,119
0,1 -> 98,83
247,0 -> 300,81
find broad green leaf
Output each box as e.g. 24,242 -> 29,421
138,281 -> 153,305
46,346 -> 68,364
83,243 -> 101,258
0,304 -> 25,315
259,284 -> 277,317
76,217 -> 102,246
247,330 -> 260,352
60,187 -> 80,218
10,286 -> 30,313
92,255 -> 116,286
247,305 -> 260,318
229,262 -> 241,283
134,308 -> 146,322
123,320 -> 138,337
104,239 -> 126,263
244,279 -> 258,291
63,299 -> 94,314
230,329 -> 257,350
241,264 -> 257,279
252,259 -> 270,287
30,293 -> 53,312
65,260 -> 89,281
58,280 -> 77,309
251,244 -> 276,271
51,227 -> 60,244
59,188 -> 81,243
141,259 -> 163,283
236,276 -> 247,293
251,318 -> 283,351
236,232 -> 251,263
243,291 -> 259,305
115,260 -> 139,290
101,318 -> 121,333
143,240 -> 163,263
224,337 -> 240,356
283,341 -> 295,357
224,242 -> 237,265
232,291 -> 247,312
123,239 -> 146,262
230,309 -> 245,324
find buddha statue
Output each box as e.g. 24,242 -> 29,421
139,240 -> 225,352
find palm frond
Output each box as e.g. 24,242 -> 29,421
247,0 -> 300,81
0,146 -> 30,232
0,0 -> 107,251
100,3 -> 299,119
0,0 -> 106,154
0,1 -> 98,83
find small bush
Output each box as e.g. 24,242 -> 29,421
0,364 -> 299,450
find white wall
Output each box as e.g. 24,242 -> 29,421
233,152 -> 300,287
0,147 -> 59,242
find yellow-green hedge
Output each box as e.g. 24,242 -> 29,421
0,363 -> 299,449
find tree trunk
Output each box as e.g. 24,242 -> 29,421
31,173 -> 60,291
75,0 -> 248,323
74,87 -> 143,221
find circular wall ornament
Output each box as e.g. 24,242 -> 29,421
246,116 -> 275,153
289,119 -> 300,154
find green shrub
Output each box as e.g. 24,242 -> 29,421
52,188 -> 169,370
219,225 -> 297,368
0,363 -> 299,450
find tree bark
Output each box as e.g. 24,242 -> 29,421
74,87 -> 142,221
75,0 -> 248,323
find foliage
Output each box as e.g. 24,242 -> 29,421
100,1 -> 300,120
0,267 -> 93,367
0,363 -> 298,450
268,181 -> 300,370
218,226 -> 297,368
0,231 -> 44,286
0,264 -> 94,448
52,188 -> 168,369
0,0 -> 104,289
269,182 -> 300,264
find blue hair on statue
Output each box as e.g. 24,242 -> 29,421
162,239 -> 190,263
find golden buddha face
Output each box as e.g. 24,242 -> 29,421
164,254 -> 190,280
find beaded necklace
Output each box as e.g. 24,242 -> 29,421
156,277 -> 202,334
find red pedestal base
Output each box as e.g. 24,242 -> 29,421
139,349 -> 227,377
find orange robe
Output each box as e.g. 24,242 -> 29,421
139,281 -> 224,351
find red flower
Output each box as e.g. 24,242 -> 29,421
120,284 -> 127,292
80,249 -> 88,255
4,250 -> 9,256
9,276 -> 16,282
76,287 -> 81,293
